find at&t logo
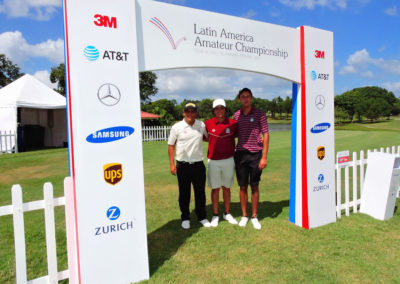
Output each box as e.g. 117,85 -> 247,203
311,70 -> 329,81
94,14 -> 117,29
83,46 -> 99,61
83,45 -> 129,61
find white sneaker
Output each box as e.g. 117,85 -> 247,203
223,213 -> 238,225
210,216 -> 219,227
238,216 -> 248,227
181,220 -> 190,229
199,219 -> 211,227
251,217 -> 261,230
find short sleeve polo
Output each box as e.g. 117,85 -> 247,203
168,119 -> 207,163
233,107 -> 269,152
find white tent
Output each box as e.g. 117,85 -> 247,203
0,74 -> 67,151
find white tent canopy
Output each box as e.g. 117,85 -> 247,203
0,74 -> 67,150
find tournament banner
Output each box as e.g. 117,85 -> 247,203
136,0 -> 300,83
289,26 -> 336,229
63,0 -> 149,282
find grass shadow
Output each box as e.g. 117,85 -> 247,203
207,200 -> 289,221
147,218 -> 200,276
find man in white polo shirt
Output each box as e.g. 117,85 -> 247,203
168,102 -> 211,229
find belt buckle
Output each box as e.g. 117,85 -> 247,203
188,161 -> 194,164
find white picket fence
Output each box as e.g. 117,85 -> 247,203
0,130 -> 17,154
1,145 -> 400,283
142,126 -> 171,142
336,145 -> 400,218
0,183 -> 68,283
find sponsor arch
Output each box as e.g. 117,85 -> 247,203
63,0 -> 335,282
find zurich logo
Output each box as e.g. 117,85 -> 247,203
86,126 -> 134,143
311,70 -> 317,81
106,206 -> 121,220
84,45 -> 100,61
311,122 -> 330,134
318,174 -> 324,183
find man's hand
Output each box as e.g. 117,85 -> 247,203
259,157 -> 267,170
170,164 -> 177,175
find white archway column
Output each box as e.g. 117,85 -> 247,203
289,26 -> 336,229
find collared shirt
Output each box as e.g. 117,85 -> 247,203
233,107 -> 269,152
168,119 -> 207,163
205,117 -> 237,160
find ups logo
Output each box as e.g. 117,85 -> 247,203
103,163 -> 122,185
317,146 -> 325,160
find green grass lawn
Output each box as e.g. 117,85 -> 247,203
1,130 -> 400,283
336,116 -> 400,132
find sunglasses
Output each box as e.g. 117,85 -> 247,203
184,109 -> 197,113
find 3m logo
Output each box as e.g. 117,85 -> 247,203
94,14 -> 117,29
315,50 -> 325,59
104,163 -> 123,185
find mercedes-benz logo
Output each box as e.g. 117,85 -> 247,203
315,94 -> 325,110
97,83 -> 121,106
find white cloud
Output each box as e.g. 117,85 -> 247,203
0,0 -> 61,20
279,0 -> 347,10
0,31 -> 64,67
384,6 -> 397,16
381,81 -> 400,97
339,48 -> 400,76
33,70 -> 57,89
378,45 -> 387,52
154,68 -> 292,102
241,9 -> 257,19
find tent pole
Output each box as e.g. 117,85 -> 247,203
15,106 -> 18,153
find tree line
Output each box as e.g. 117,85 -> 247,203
141,96 -> 292,126
334,86 -> 400,123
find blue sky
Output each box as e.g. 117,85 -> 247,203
0,0 -> 399,102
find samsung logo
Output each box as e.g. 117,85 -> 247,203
310,123 -> 330,134
86,126 -> 134,143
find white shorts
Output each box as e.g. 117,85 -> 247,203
207,157 -> 235,189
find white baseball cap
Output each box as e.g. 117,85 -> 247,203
213,98 -> 226,109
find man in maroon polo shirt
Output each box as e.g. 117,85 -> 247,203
205,99 -> 238,227
233,88 -> 269,230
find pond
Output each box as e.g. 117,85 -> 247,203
269,123 -> 291,132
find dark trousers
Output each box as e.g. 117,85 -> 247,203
176,161 -> 206,221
